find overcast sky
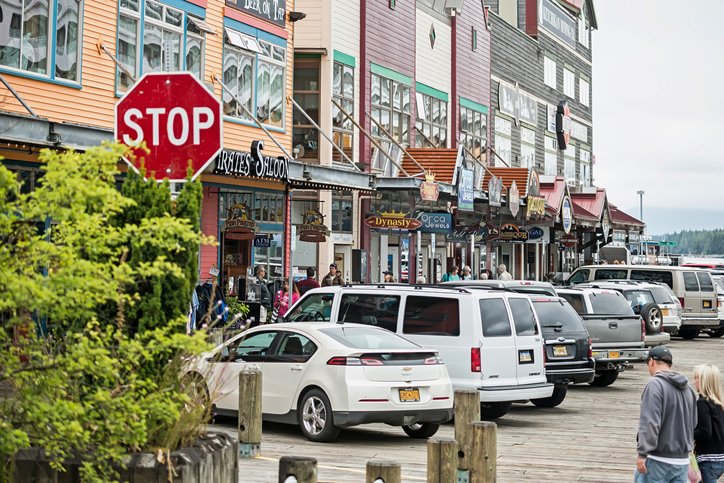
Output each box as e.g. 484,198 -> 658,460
592,0 -> 724,235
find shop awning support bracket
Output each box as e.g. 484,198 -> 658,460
96,37 -> 136,84
365,111 -> 428,175
288,96 -> 360,172
0,73 -> 37,118
415,126 -> 439,148
213,75 -> 294,160
331,99 -> 410,177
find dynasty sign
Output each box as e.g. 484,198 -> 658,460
364,211 -> 422,230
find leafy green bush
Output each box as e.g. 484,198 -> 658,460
0,143 -> 216,482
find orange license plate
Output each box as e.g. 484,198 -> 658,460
399,388 -> 420,402
553,345 -> 568,356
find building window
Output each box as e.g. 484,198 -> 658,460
494,116 -> 511,167
415,93 -> 447,148
460,106 -> 486,159
257,41 -> 286,128
564,143 -> 576,184
222,30 -> 256,121
544,136 -> 557,175
0,0 -> 82,82
332,191 -> 353,233
185,16 -> 206,80
472,26 -> 477,51
371,73 -> 410,145
544,55 -> 556,89
332,61 -> 354,165
578,6 -> 589,48
520,127 -> 535,169
579,77 -> 590,107
293,57 -> 320,161
580,149 -> 591,186
563,67 -> 575,98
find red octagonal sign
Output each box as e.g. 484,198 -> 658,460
115,72 -> 222,182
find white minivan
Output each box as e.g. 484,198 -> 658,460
280,285 -> 553,418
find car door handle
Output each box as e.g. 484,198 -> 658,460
291,365 -> 303,372
686,308 -> 693,311
608,322 -> 618,329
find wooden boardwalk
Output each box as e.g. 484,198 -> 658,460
211,337 -> 724,482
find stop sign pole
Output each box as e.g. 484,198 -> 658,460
115,72 -> 223,183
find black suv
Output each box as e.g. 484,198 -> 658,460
529,297 -> 595,407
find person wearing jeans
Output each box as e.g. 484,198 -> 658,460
694,364 -> 724,483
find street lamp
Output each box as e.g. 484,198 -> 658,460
637,190 -> 645,221
636,190 -> 645,265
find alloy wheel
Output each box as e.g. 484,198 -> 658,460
302,396 -> 327,435
648,307 -> 662,330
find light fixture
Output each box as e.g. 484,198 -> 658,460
289,11 -> 306,22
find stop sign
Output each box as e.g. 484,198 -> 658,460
115,72 -> 222,182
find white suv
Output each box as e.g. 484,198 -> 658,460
281,284 -> 553,418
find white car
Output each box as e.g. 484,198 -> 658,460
185,322 -> 454,442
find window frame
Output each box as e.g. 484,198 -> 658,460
332,61 -> 355,164
185,15 -> 206,81
544,55 -> 556,89
544,136 -> 558,176
460,105 -> 487,161
415,92 -> 447,148
293,56 -> 321,161
371,73 -> 411,146
255,39 -> 286,129
520,127 -> 535,169
564,143 -> 576,184
563,67 -> 575,98
579,77 -> 590,107
493,115 -> 512,167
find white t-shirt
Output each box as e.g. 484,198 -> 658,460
647,455 -> 689,466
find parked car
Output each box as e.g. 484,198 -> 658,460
711,275 -> 724,337
281,285 -> 553,418
528,297 -> 595,407
564,265 -> 720,339
557,287 -> 649,387
185,323 -> 454,442
445,279 -> 558,296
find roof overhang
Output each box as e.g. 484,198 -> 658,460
288,160 -> 375,191
0,111 -> 113,150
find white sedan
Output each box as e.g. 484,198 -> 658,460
186,322 -> 454,442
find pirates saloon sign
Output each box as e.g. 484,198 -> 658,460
213,141 -> 289,181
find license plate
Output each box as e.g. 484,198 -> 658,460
704,301 -> 712,309
519,350 -> 532,363
661,309 -> 669,316
609,351 -> 620,359
399,388 -> 420,402
553,345 -> 568,357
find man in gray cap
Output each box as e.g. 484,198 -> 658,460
635,346 -> 698,483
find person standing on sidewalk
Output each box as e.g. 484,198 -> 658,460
693,363 -> 724,483
321,263 -> 345,286
635,346 -> 698,483
297,267 -> 320,295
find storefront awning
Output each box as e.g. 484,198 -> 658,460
539,175 -> 568,215
609,204 -> 645,229
481,166 -> 536,197
0,111 -> 113,150
398,148 -> 459,182
287,160 -> 375,192
375,175 -> 456,196
570,186 -> 606,220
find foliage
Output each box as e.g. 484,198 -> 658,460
225,288 -> 250,323
0,143 -> 215,482
661,229 -> 724,256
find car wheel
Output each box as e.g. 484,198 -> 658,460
679,329 -> 700,340
531,386 -> 567,408
401,422 -> 440,439
641,303 -> 662,334
588,370 -> 619,387
480,401 -> 512,419
708,328 -> 724,338
298,389 -> 340,442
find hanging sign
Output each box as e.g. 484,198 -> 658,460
223,203 -> 259,240
297,209 -> 330,243
254,236 -> 271,248
420,171 -> 440,201
526,196 -> 547,218
225,0 -> 286,28
213,141 -> 289,182
527,227 -> 545,240
528,170 -> 540,197
556,101 -> 572,150
628,231 -> 640,243
561,196 -> 573,234
561,234 -> 578,248
488,175 -> 502,207
500,223 -> 529,242
415,212 -> 452,234
364,211 -> 422,230
509,180 -> 520,217
446,222 -> 500,244
458,168 -> 474,211
613,229 -> 627,244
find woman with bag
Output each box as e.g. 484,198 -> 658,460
273,279 -> 300,321
694,363 -> 724,483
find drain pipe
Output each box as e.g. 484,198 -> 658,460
0,73 -> 37,117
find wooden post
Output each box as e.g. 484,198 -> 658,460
366,459 -> 401,483
470,421 -> 497,483
238,368 -> 262,457
279,456 -> 317,483
454,389 -> 481,472
211,328 -> 224,347
427,438 -> 457,483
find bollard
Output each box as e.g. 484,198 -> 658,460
454,389 -> 481,478
211,327 -> 224,347
427,438 -> 457,483
470,421 -> 497,483
279,456 -> 317,483
366,459 -> 401,483
238,368 -> 262,457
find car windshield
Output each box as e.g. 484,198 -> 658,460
648,286 -> 674,304
286,292 -> 334,322
532,300 -> 585,331
589,292 -> 634,315
319,327 -> 420,349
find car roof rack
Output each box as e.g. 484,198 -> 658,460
338,283 -> 473,294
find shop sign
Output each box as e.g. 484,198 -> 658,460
571,120 -> 588,142
498,81 -> 538,126
500,223 -> 529,242
526,196 -> 546,218
223,203 -> 259,240
446,222 -> 500,243
613,229 -> 627,244
628,231 -> 640,243
528,170 -> 540,197
540,0 -> 576,48
225,0 -> 286,28
602,209 -> 611,241
561,234 -> 578,248
547,105 -> 557,133
561,196 -> 573,234
458,168 -> 474,211
509,180 -> 520,217
254,236 -> 271,248
488,175 -> 502,207
420,172 -> 440,201
527,227 -> 544,240
364,211 -> 422,230
416,212 -> 452,234
297,209 -> 329,243
213,141 -> 289,182
332,233 -> 355,244
556,101 -> 572,150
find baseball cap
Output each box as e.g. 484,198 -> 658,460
647,346 -> 673,364
383,270 -> 393,275
329,263 -> 338,268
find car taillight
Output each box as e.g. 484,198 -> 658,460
641,316 -> 646,341
327,356 -> 362,366
588,337 -> 593,358
719,300 -> 722,308
678,297 -> 685,307
424,356 -> 444,365
471,348 -> 481,372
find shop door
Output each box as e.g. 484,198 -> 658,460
388,246 -> 400,282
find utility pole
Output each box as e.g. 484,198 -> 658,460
636,190 -> 645,221
637,190 -> 645,264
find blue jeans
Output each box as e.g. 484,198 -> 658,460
634,458 -> 688,483
699,460 -> 724,483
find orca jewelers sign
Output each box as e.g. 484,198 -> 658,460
213,141 -> 289,181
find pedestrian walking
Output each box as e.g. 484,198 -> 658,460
441,265 -> 459,282
297,267 -> 320,295
461,266 -> 476,280
273,279 -> 299,319
321,263 -> 345,286
383,271 -> 397,283
693,363 -> 724,483
497,264 -> 513,280
252,265 -> 272,309
635,346 -> 698,483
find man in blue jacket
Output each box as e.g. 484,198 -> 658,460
636,346 -> 698,483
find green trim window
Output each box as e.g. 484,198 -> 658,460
460,105 -> 486,159
371,72 -> 410,145
223,30 -> 256,121
416,92 -> 447,148
293,56 -> 320,160
472,26 -> 477,51
332,61 -> 354,164
0,0 -> 82,83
